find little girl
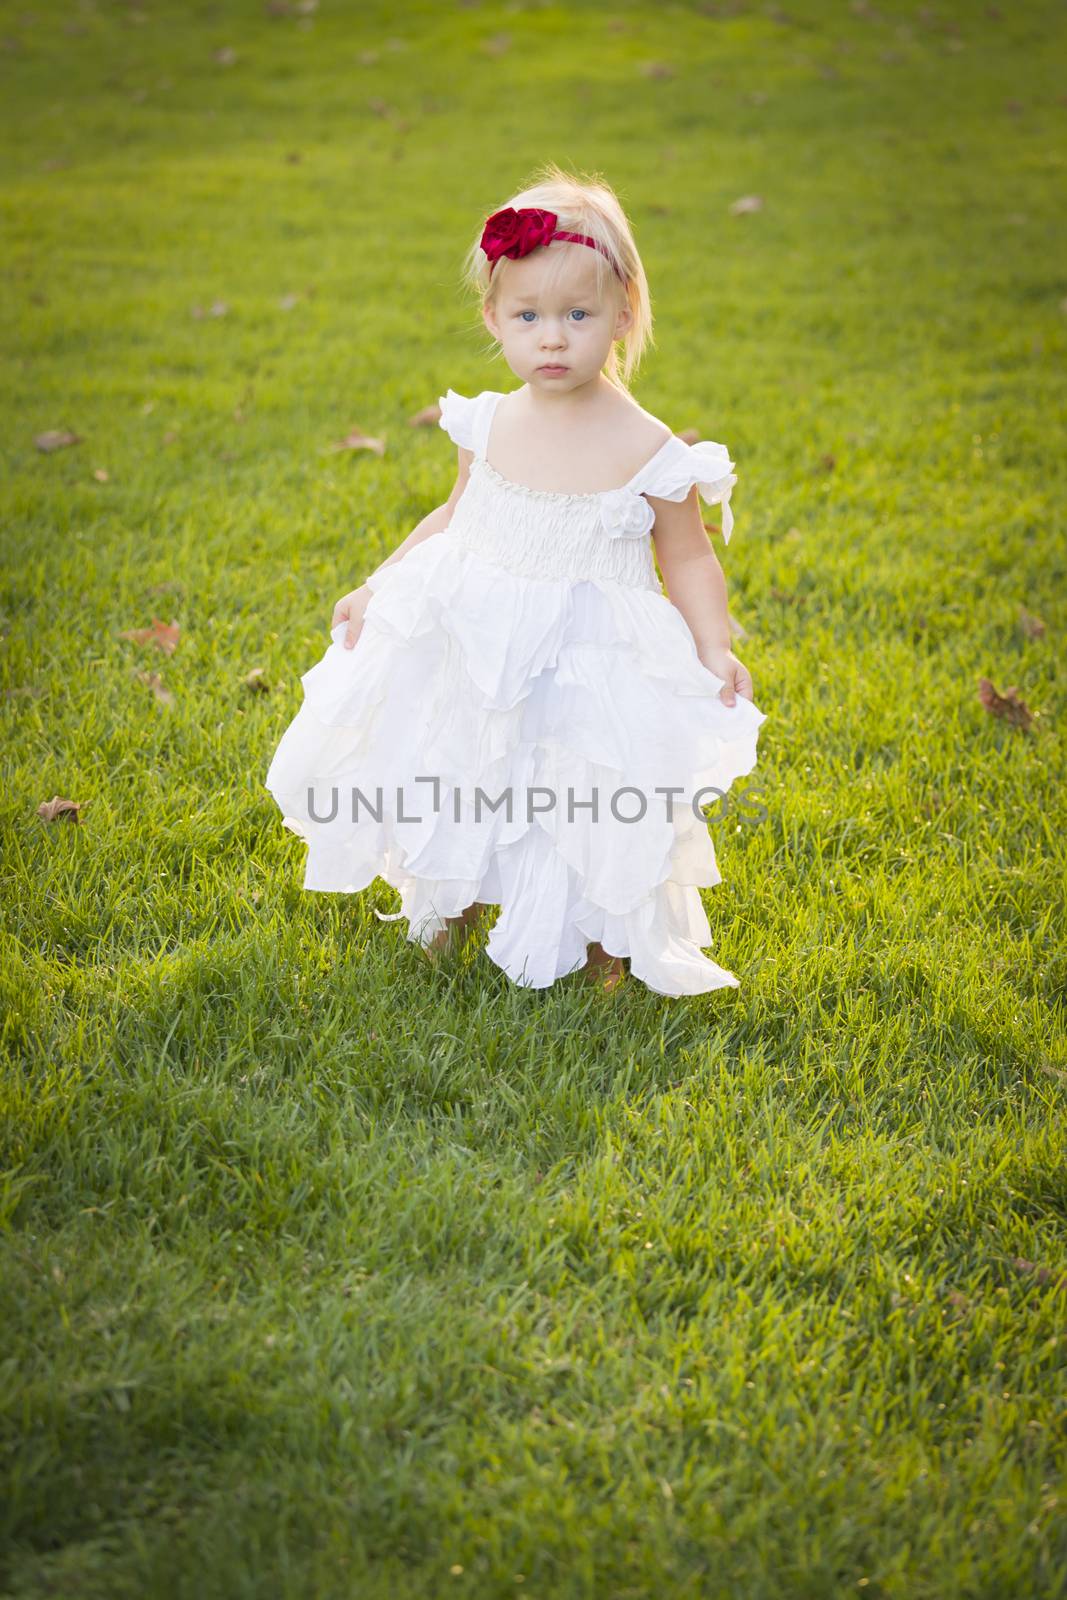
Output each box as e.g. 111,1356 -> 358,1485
265,164 -> 768,997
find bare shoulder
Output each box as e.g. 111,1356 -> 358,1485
606,393 -> 673,449
598,393 -> 673,475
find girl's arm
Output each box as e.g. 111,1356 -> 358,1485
332,446 -> 473,649
649,487 -> 753,707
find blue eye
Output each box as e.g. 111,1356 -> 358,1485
516,309 -> 590,322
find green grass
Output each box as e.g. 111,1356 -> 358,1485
2,0 -> 1066,1594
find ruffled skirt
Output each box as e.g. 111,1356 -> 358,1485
264,533 -> 768,996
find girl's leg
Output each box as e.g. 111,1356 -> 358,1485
424,901 -> 483,957
584,940 -> 626,993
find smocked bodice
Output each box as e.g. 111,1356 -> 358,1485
435,387 -> 739,592
446,455 -> 661,589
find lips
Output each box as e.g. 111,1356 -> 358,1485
539,364 -> 568,371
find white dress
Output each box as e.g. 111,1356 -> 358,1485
264,387 -> 768,996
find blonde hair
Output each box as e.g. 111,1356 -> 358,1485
460,162 -> 654,393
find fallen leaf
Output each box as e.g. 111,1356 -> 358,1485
701,519 -> 722,536
1010,1256 -> 1067,1290
977,676 -> 1033,731
37,795 -> 86,823
92,468 -> 109,482
35,429 -> 82,452
729,194 -> 763,215
119,617 -> 181,655
409,403 -> 442,428
327,428 -> 386,456
135,669 -> 175,706
1018,608 -> 1045,639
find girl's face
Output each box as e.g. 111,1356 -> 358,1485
482,244 -> 632,392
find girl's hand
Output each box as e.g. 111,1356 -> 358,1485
697,645 -> 753,707
331,584 -> 370,650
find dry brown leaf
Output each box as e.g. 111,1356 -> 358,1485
701,519 -> 723,537
729,194 -> 763,215
1010,1256 -> 1067,1291
409,403 -> 442,428
1018,608 -> 1046,639
119,616 -> 181,655
35,429 -> 82,452
92,468 -> 109,482
677,427 -> 701,446
135,669 -> 175,706
37,795 -> 86,823
327,428 -> 386,456
243,667 -> 271,693
978,676 -> 1033,731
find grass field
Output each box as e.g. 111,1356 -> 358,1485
2,0 -> 1066,1595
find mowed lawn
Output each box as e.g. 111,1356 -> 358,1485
2,0 -> 1065,1595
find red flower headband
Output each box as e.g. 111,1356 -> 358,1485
480,206 -> 624,282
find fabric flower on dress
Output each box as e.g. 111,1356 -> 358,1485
599,487 -> 656,541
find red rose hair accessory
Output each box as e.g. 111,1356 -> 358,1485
480,206 -> 624,281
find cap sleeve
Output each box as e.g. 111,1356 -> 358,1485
437,389 -> 478,452
643,437 -> 738,545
